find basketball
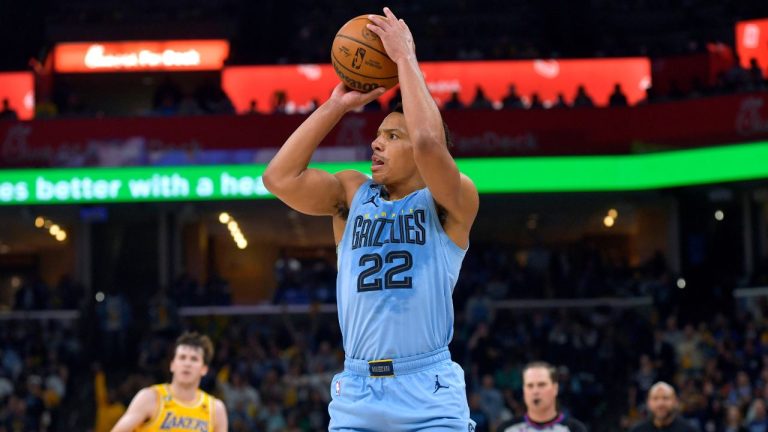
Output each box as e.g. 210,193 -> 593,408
331,15 -> 398,92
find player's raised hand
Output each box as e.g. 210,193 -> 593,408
366,7 -> 415,64
328,82 -> 386,113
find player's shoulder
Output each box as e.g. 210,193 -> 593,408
213,397 -> 226,413
459,172 -> 476,186
128,385 -> 160,416
334,170 -> 369,188
136,384 -> 163,398
458,172 -> 478,202
334,170 -> 370,204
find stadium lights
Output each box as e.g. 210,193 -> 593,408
219,212 -> 248,249
35,216 -> 68,242
603,208 -> 618,228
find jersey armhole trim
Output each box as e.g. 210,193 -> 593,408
208,394 -> 215,429
145,385 -> 163,427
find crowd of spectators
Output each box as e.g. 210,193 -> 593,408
0,320 -> 80,431
272,242 -> 680,305
1,1 -> 768,120
2,57 -> 764,122
0,245 -> 763,431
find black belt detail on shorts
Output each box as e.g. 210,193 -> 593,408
368,359 -> 394,377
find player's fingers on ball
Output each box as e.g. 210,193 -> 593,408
368,14 -> 386,26
365,23 -> 384,36
362,88 -> 385,104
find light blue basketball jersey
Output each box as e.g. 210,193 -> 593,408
336,180 -> 467,361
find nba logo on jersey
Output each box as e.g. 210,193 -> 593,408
335,380 -> 342,396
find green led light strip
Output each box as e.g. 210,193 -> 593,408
0,141 -> 766,205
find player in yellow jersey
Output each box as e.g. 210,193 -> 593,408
110,332 -> 228,432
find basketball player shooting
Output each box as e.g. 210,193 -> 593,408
109,332 -> 227,432
263,6 -> 479,431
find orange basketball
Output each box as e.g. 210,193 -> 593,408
331,15 -> 398,92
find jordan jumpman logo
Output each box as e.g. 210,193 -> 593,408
434,375 -> 449,393
363,194 -> 379,207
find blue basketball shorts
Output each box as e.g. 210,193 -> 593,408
328,347 -> 476,431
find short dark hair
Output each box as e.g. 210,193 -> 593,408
523,361 -> 558,385
175,332 -> 214,365
390,102 -> 454,150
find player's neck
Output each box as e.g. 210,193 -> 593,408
169,380 -> 200,403
383,176 -> 425,201
527,408 -> 559,424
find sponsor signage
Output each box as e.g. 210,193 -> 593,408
0,72 -> 34,120
736,18 -> 768,75
223,58 -> 651,113
2,92 -> 767,167
0,141 -> 766,205
53,40 -> 230,73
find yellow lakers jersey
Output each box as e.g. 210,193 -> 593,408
136,384 -> 216,432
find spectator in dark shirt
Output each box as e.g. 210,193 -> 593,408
630,382 -> 698,432
502,85 -> 525,109
0,98 -> 18,120
470,86 -> 493,110
573,86 -> 595,108
528,93 -> 544,109
246,99 -> 260,115
443,91 -> 465,110
609,83 -> 629,107
272,90 -> 289,114
749,58 -> 765,90
552,93 -> 570,109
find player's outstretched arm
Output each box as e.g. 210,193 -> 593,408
368,8 -> 478,246
263,84 -> 385,216
110,387 -> 157,432
213,398 -> 228,432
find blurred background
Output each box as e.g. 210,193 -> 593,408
2,0 -> 768,431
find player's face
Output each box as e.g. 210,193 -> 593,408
371,112 -> 418,185
647,386 -> 676,421
523,367 -> 558,412
170,345 -> 208,386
